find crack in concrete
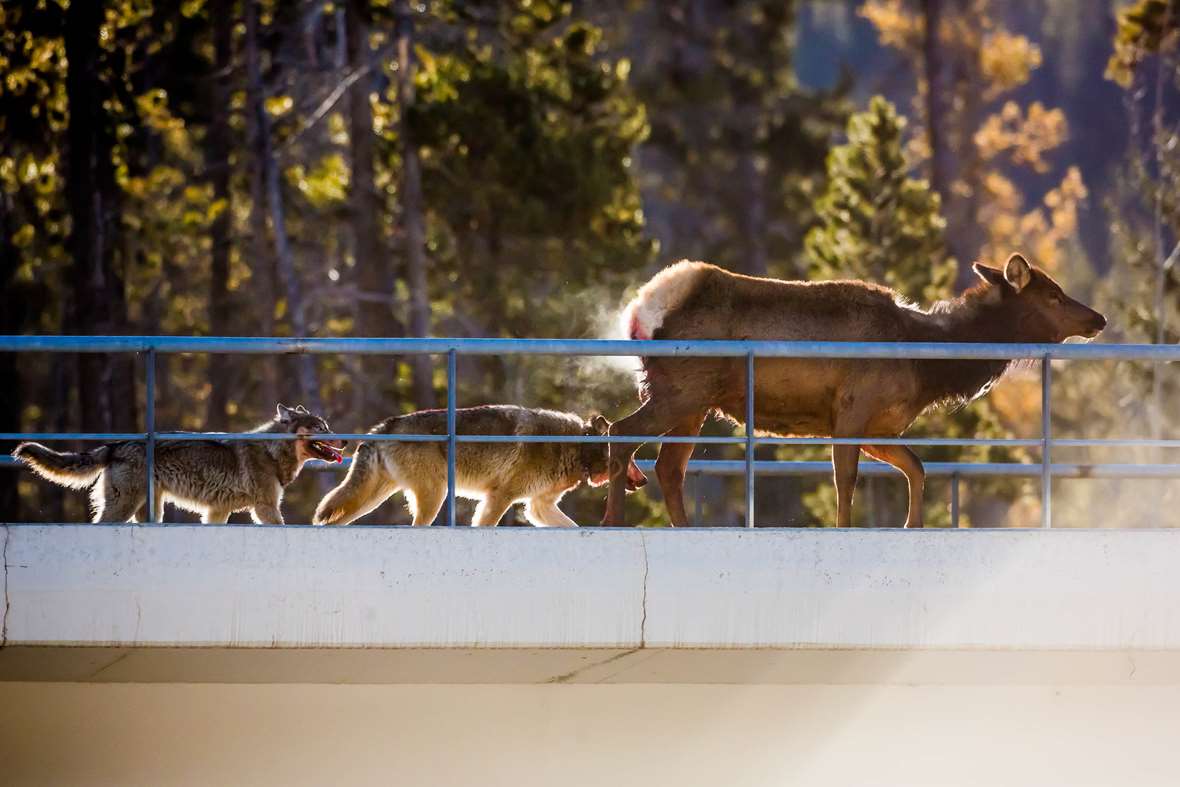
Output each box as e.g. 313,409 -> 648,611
591,648 -> 663,684
639,529 -> 649,648
545,648 -> 642,684
545,532 -> 650,684
1,524 -> 9,649
89,651 -> 132,681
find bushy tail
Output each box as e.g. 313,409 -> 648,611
313,443 -> 394,526
11,442 -> 109,489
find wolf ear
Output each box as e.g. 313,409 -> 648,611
972,262 -> 1006,288
276,404 -> 294,422
589,414 -> 610,435
1004,253 -> 1032,292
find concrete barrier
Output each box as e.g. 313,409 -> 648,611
2,525 -> 1179,685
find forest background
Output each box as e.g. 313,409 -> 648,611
3,0 -> 1178,526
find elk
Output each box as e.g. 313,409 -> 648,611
602,253 -> 1106,528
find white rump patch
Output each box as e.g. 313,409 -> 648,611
619,260 -> 710,340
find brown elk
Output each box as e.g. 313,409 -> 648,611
602,253 -> 1106,528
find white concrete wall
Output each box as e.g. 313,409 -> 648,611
2,682 -> 1178,787
6,525 -> 1180,652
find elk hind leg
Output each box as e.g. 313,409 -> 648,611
602,397 -> 698,526
832,444 -> 861,527
863,444 -> 925,528
654,411 -> 707,527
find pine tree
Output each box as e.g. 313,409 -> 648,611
805,95 -> 955,303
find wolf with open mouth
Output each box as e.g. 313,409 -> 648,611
13,403 -> 344,523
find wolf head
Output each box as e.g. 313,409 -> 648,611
276,403 -> 346,464
580,414 -> 647,491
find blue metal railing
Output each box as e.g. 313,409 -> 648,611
2,335 -> 1179,528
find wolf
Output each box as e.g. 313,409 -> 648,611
13,404 -> 344,524
313,405 -> 647,527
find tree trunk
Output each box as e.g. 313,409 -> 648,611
1150,22 -> 1176,441
245,0 -> 285,407
922,0 -> 947,206
246,0 -> 320,412
395,0 -> 436,409
65,0 -> 135,433
348,0 -> 400,412
738,144 -> 768,276
263,125 -> 323,412
207,0 -> 235,424
0,192 -> 23,520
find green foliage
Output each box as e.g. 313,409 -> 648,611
1107,0 -> 1180,87
805,96 -> 955,303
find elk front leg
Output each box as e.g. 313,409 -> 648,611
863,444 -> 925,528
832,444 -> 861,527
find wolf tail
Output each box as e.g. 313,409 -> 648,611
11,442 -> 110,489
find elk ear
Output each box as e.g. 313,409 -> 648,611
276,404 -> 293,423
589,414 -> 610,435
1004,253 -> 1032,292
972,262 -> 1006,287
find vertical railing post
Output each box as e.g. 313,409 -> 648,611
446,348 -> 457,527
950,472 -> 960,529
745,350 -> 755,529
145,348 -> 157,523
1041,354 -> 1052,529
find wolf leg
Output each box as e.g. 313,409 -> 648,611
202,508 -> 232,524
524,497 -> 578,528
314,445 -> 397,525
251,504 -> 284,525
92,477 -> 144,523
471,494 -> 514,527
406,487 -> 446,526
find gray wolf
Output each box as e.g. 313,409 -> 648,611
13,404 -> 344,523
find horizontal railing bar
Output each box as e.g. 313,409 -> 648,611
4,431 -> 1180,449
150,432 -> 446,443
1051,438 -> 1180,448
749,436 -> 1045,447
2,335 -> 1180,362
655,460 -> 1180,479
0,432 -> 149,442
8,453 -> 1176,480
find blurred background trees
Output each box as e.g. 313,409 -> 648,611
1,0 -> 1176,526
